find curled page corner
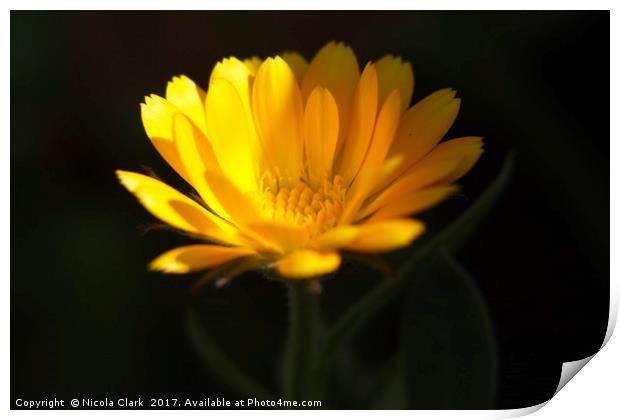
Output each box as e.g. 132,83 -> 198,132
490,356 -> 599,419
553,290 -> 617,397
554,355 -> 595,395
493,292 -> 617,418
492,401 -> 547,418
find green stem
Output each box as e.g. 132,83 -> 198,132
284,282 -> 319,401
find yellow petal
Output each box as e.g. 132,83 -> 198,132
281,51 -> 308,82
141,94 -> 176,140
243,56 -> 263,75
303,86 -> 339,185
390,89 -> 460,163
341,89 -> 402,224
426,137 -> 484,184
149,244 -> 256,274
358,160 -> 457,220
345,219 -> 425,253
209,57 -> 254,105
116,170 -> 242,245
247,220 -> 309,254
336,63 -> 379,184
165,75 -> 207,133
375,55 -> 414,110
312,225 -> 360,250
359,138 -> 481,220
301,41 -> 360,155
190,171 -> 282,254
203,170 -> 259,228
252,57 -> 304,182
276,249 -> 341,279
379,89 -> 460,190
140,95 -> 190,182
372,154 -> 405,196
204,78 -> 260,193
367,186 -> 459,222
208,58 -> 267,188
172,113 -> 230,221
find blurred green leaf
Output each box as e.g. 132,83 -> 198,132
185,307 -> 273,399
367,353 -> 407,409
402,250 -> 497,408
314,150 -> 514,398
434,150 -> 516,252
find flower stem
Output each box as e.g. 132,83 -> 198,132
284,281 -> 319,401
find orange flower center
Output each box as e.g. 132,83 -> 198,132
259,172 -> 346,236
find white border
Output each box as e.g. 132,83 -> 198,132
4,3 -> 616,419
0,1 -> 616,10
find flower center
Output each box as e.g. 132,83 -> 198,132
258,172 -> 346,236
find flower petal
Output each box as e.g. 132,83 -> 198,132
140,95 -> 190,182
172,113 -> 231,220
209,57 -> 267,177
203,170 -> 259,228
205,77 -> 260,193
195,171 -> 284,254
243,56 -> 262,75
336,63 -> 379,184
375,55 -> 414,110
281,51 -> 308,82
312,225 -> 360,250
276,249 -> 341,279
301,41 -> 360,155
340,89 -> 402,224
377,89 -> 460,191
367,186 -> 459,222
303,86 -> 339,185
359,137 -> 482,219
247,220 -> 309,254
209,57 -> 254,105
358,162 -> 457,220
344,219 -> 425,253
141,94 -> 175,140
390,89 -> 460,163
165,75 -> 207,133
116,170 -> 242,245
252,57 -> 304,182
427,137 -> 484,184
149,244 -> 256,274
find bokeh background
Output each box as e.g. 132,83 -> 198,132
11,11 -> 609,409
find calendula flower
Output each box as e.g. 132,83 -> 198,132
117,41 -> 482,280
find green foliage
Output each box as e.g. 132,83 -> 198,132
402,251 -> 497,409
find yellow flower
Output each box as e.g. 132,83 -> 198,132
117,41 -> 482,280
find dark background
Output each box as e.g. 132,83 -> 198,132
11,11 -> 609,409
